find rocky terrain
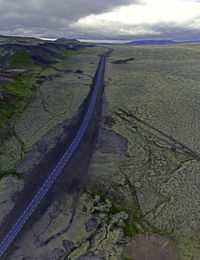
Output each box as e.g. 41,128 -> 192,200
2,39 -> 200,260
0,35 -> 106,255
88,44 -> 200,259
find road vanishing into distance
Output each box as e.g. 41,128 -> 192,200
0,48 -> 112,259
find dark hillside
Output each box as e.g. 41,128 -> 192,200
125,40 -> 176,45
0,36 -> 90,148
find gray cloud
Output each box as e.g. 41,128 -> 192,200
70,20 -> 200,41
0,0 -> 200,41
152,23 -> 200,41
1,0 -> 141,20
0,0 -> 141,37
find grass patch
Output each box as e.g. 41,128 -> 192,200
109,202 -> 144,237
10,49 -> 34,68
0,56 -> 7,66
61,47 -> 73,57
90,188 -> 146,238
0,69 -> 40,142
0,169 -> 23,180
91,190 -> 106,203
90,187 -> 170,238
123,218 -> 139,237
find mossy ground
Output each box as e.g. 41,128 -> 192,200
0,70 -> 40,121
4,41 -> 200,259
0,40 -> 80,151
0,40 -> 105,176
0,169 -> 22,179
0,43 -> 107,254
10,49 -> 34,68
86,43 -> 200,259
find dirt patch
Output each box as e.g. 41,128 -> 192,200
111,57 -> 134,64
122,232 -> 179,260
103,115 -> 116,127
96,127 -> 126,155
75,69 -> 84,74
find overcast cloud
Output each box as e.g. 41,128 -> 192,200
0,0 -> 200,40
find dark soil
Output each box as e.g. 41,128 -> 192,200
75,69 -> 84,74
111,57 -> 134,64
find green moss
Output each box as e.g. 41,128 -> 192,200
123,209 -> 145,237
100,44 -> 200,258
109,202 -> 142,237
61,47 -> 73,57
109,204 -> 123,215
0,69 -> 40,142
123,220 -> 137,237
91,190 -> 106,203
39,67 -> 58,77
0,169 -> 23,180
90,188 -> 147,238
0,56 -> 7,65
10,49 -> 34,67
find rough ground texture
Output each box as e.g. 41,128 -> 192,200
3,42 -> 200,260
8,192 -> 129,259
0,36 -> 105,235
87,44 -> 200,259
122,232 -> 179,260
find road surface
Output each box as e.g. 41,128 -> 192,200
0,48 -> 112,259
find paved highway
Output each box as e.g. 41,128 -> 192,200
0,48 -> 112,258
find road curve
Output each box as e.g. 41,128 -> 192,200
0,48 -> 112,259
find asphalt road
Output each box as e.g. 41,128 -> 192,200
0,48 -> 112,259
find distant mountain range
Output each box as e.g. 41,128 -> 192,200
1,35 -> 200,46
93,39 -> 200,45
56,38 -> 79,43
125,40 -> 176,45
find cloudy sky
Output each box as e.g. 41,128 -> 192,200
0,0 -> 200,40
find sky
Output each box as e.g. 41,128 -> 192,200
0,0 -> 200,41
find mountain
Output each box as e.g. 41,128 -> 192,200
125,40 -> 176,45
56,38 -> 79,43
